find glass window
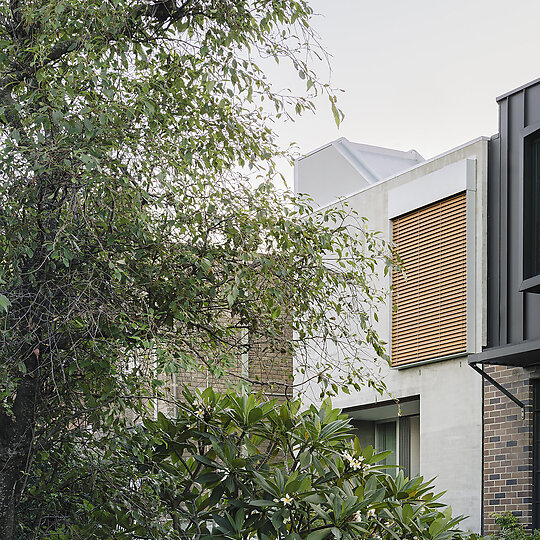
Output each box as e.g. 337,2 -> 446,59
348,401 -> 420,479
376,421 -> 397,477
524,135 -> 540,281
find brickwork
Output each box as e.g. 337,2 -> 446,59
156,329 -> 294,416
483,364 -> 540,533
173,342 -> 292,401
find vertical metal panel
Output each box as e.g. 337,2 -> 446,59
525,84 -> 540,126
507,91 -> 524,343
487,136 -> 501,348
486,80 -> 540,351
499,98 -> 509,346
523,85 -> 540,340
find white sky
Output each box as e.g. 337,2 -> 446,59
274,0 -> 540,186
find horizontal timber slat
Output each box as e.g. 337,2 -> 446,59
391,192 -> 467,368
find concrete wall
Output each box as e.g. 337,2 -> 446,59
295,137 -> 489,532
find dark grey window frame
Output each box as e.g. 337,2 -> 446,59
519,122 -> 540,293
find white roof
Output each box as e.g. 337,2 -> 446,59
294,137 -> 424,207
297,137 -> 423,185
345,141 -> 423,183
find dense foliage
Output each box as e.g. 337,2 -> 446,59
21,389 -> 469,539
0,0 -> 393,536
489,513 -> 540,540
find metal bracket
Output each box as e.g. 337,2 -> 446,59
470,362 -> 526,420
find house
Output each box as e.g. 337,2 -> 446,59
469,77 -> 540,534
295,136 -> 489,532
159,330 -> 294,418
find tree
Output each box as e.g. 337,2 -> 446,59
0,1 -> 391,536
19,388 -> 470,539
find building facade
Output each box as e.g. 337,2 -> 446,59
470,77 -> 540,534
295,136 -> 489,532
295,76 -> 540,535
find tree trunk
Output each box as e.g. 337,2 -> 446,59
0,445 -> 18,539
0,363 -> 38,540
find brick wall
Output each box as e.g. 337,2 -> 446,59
483,364 -> 540,533
173,340 -> 293,400
155,328 -> 294,417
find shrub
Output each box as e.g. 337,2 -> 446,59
21,388 -> 471,539
491,512 -> 540,540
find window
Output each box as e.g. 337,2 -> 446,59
522,132 -> 540,292
373,417 -> 420,478
349,399 -> 420,479
391,193 -> 467,367
376,421 -> 397,475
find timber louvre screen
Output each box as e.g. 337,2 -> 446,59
391,192 -> 467,367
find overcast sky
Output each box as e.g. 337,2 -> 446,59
274,0 -> 540,185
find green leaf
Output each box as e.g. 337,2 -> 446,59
429,517 -> 444,537
193,454 -> 215,466
330,98 -> 342,127
271,509 -> 284,531
249,499 -> 275,507
307,529 -> 331,540
0,294 -> 10,312
247,407 -> 263,425
402,504 -> 413,521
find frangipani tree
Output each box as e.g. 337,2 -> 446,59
20,388 -> 469,539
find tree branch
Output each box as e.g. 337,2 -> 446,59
0,1 -> 197,93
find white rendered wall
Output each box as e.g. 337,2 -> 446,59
294,138 -> 489,532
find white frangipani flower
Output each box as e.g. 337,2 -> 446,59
343,451 -> 366,470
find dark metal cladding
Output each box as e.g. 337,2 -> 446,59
471,79 -> 540,367
486,134 -> 501,349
